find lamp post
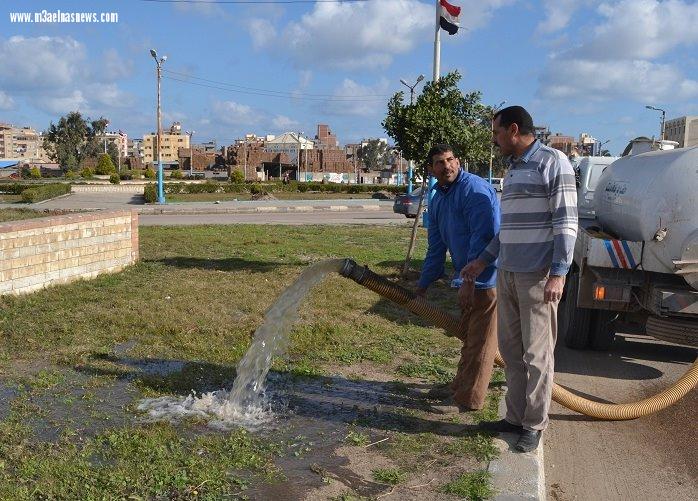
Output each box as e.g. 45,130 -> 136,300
399,74 -> 424,194
150,49 -> 167,204
186,130 -> 195,178
645,105 -> 666,141
598,139 -> 610,156
489,101 -> 506,184
103,121 -> 109,154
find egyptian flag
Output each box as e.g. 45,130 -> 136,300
439,0 -> 461,35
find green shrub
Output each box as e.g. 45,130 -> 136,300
143,184 -> 157,203
170,169 -> 183,180
20,183 -> 71,203
29,167 -> 41,179
186,182 -> 219,194
222,183 -> 247,193
229,169 -> 244,183
165,183 -> 185,194
65,170 -> 79,180
95,154 -> 116,175
109,173 -> 120,184
119,170 -> 132,180
81,167 -> 94,179
144,168 -> 156,180
297,183 -> 309,193
0,183 -> 28,195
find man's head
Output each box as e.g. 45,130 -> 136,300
427,144 -> 460,186
492,105 -> 535,157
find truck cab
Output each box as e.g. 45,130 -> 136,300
575,156 -> 619,219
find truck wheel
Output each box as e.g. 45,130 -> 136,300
589,310 -> 616,351
563,272 -> 592,349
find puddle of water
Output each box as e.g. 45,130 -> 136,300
137,259 -> 346,430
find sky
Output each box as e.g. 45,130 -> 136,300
1,0 -> 697,156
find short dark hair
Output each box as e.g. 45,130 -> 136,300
427,143 -> 454,166
493,105 -> 535,136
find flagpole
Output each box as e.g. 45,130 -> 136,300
433,0 -> 440,81
425,0 -> 441,229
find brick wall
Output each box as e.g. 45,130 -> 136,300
0,210 -> 139,296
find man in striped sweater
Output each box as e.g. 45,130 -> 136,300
462,106 -> 577,452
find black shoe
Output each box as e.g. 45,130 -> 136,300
515,430 -> 542,452
478,419 -> 523,434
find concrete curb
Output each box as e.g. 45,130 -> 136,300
489,396 -> 546,500
134,204 -> 386,215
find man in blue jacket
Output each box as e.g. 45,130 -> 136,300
416,144 -> 500,411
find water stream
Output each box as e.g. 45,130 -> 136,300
137,259 -> 346,430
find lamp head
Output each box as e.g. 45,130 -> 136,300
150,49 -> 157,59
400,79 -> 408,87
416,74 -> 425,83
161,55 -> 167,62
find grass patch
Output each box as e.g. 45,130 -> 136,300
344,430 -> 370,446
0,208 -> 48,222
167,192 -> 376,202
440,470 -> 494,500
372,467 -> 406,485
0,422 -> 281,499
442,433 -> 499,462
396,356 -> 455,383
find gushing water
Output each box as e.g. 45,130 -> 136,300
137,259 -> 346,430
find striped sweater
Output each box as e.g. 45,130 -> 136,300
480,140 -> 578,276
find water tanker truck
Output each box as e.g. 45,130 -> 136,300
560,145 -> 698,350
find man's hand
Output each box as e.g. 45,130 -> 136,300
457,281 -> 475,310
415,287 -> 427,298
460,258 -> 487,284
544,275 -> 565,303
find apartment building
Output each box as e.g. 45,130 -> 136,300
142,122 -> 190,165
0,123 -> 51,161
264,132 -> 313,166
665,116 -> 698,148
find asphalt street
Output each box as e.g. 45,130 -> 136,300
546,335 -> 697,501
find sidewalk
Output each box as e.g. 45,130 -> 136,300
0,191 -> 394,214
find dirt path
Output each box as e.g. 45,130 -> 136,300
545,334 -> 697,500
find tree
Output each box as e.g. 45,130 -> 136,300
358,139 -> 389,171
95,153 -> 116,175
383,71 -> 493,175
43,112 -> 109,172
106,141 -> 120,169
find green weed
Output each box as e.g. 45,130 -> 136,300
440,470 -> 494,500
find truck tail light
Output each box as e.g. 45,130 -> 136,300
593,283 -> 630,302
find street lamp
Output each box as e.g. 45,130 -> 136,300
489,101 -> 506,184
399,74 -> 424,194
186,130 -> 195,178
150,49 -> 167,204
598,139 -> 610,156
645,105 -> 666,141
103,121 -> 109,154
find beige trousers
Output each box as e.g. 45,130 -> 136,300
497,269 -> 557,431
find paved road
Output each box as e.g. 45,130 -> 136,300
546,334 -> 697,501
138,211 -> 407,226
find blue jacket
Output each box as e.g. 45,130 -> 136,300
418,169 -> 500,290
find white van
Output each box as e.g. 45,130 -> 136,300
575,156 -> 619,218
489,177 -> 503,192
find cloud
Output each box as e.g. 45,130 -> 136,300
271,115 -> 300,131
537,0 -> 698,105
322,78 -> 391,117
0,36 -> 86,91
536,0 -> 585,35
578,0 -> 698,60
174,0 -> 225,17
540,59 -> 698,103
102,48 -> 134,81
248,1 -> 512,70
212,100 -> 261,127
0,91 -> 14,110
0,36 -> 134,116
32,91 -> 88,115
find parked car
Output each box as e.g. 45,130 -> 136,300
393,188 -> 424,218
489,177 -> 503,192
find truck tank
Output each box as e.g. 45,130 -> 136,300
593,147 -> 698,289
